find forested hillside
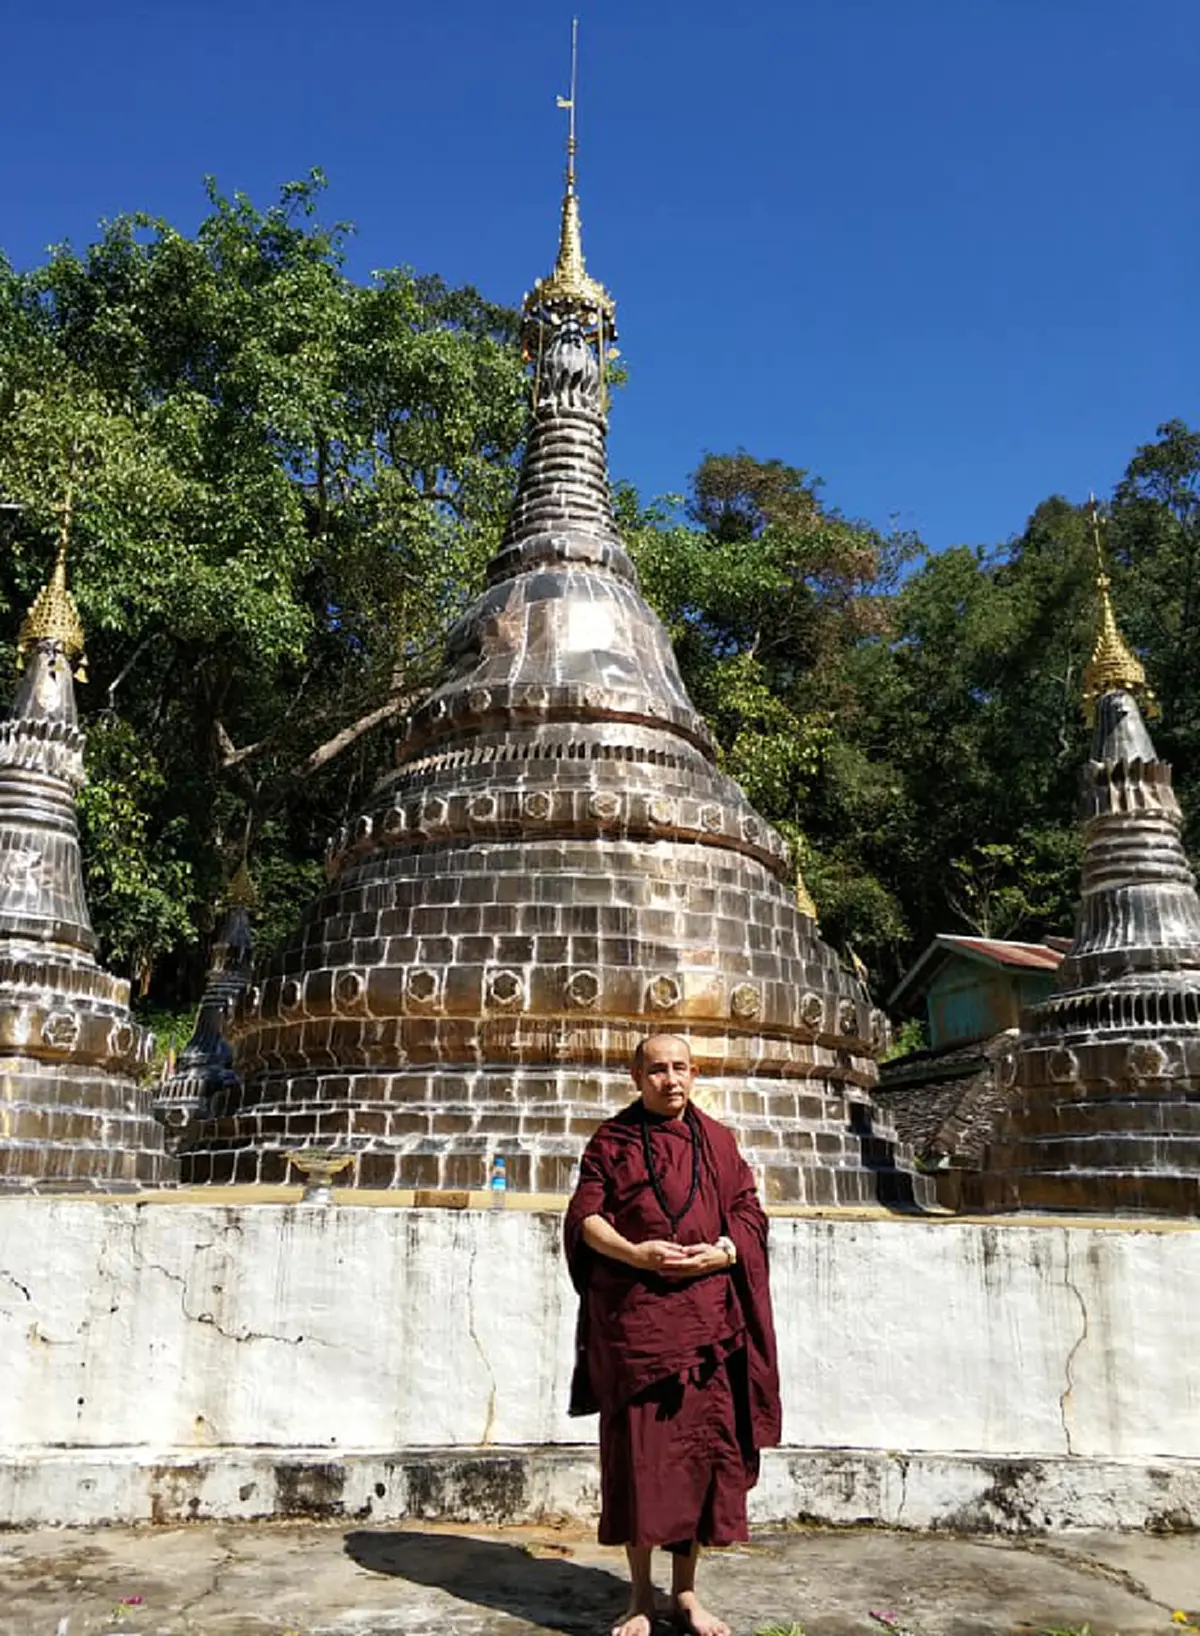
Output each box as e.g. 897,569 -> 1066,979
2,178 -> 1197,1016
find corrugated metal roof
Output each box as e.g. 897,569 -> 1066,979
937,936 -> 1065,972
889,933 -> 1067,1008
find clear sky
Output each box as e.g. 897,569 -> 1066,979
2,0 -> 1196,550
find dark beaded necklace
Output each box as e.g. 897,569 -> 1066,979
640,1102 -> 701,1236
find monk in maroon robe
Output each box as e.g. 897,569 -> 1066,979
564,1033 -> 781,1636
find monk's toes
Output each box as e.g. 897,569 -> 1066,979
611,1615 -> 654,1636
671,1597 -> 729,1636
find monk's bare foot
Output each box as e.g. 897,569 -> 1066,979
612,1592 -> 658,1636
671,1590 -> 730,1636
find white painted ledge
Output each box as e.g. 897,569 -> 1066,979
2,1201 -> 1198,1529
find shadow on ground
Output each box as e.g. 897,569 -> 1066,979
345,1528 -> 630,1635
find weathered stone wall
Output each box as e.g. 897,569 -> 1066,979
1,1202 -> 1197,1529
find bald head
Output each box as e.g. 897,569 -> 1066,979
632,1034 -> 695,1120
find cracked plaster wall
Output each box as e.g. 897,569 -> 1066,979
0,1203 -> 1197,1464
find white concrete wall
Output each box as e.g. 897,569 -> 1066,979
1,1201 -> 1198,1526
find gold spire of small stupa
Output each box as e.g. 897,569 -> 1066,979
225,859 -> 259,909
17,483 -> 87,679
795,871 -> 819,923
523,18 -> 615,333
1081,495 -> 1154,723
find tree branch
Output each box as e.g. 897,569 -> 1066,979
299,692 -> 415,779
106,637 -> 153,708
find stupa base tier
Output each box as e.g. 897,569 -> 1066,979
0,1063 -> 176,1192
964,1165 -> 1200,1216
178,1066 -> 936,1208
974,1070 -> 1200,1217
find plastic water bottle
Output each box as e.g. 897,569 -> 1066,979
489,1154 -> 507,1208
568,1160 -> 581,1193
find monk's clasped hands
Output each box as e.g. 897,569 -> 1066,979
633,1240 -> 731,1278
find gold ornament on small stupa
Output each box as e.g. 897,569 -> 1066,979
225,859 -> 260,910
795,871 -> 819,923
17,485 -> 87,681
1081,496 -> 1155,724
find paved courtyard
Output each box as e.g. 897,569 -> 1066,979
2,1520 -> 1197,1636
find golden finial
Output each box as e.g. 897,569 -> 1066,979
225,859 -> 259,909
1081,494 -> 1155,723
795,871 -> 819,923
17,483 -> 87,680
523,18 -> 615,332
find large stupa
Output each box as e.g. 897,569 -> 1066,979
183,109 -> 931,1207
0,513 -> 167,1191
974,514 -> 1200,1215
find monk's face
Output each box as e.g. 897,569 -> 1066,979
633,1035 -> 696,1120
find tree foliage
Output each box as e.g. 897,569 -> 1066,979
0,175 -> 526,995
1,181 -> 1197,1010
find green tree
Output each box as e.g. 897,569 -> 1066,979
0,175 -> 526,997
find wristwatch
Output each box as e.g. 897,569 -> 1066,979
715,1235 -> 737,1267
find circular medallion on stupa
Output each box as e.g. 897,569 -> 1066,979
1127,1039 -> 1169,1079
41,1011 -> 80,1050
487,970 -> 525,1009
800,993 -> 825,1028
1048,1047 -> 1079,1083
647,975 -> 681,1011
730,983 -> 761,1020
406,969 -> 440,1007
335,971 -> 365,1007
566,970 -> 600,1008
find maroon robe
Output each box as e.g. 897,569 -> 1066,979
563,1100 -> 781,1547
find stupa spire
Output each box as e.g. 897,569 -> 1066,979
1081,497 -> 1154,726
523,18 -> 615,347
17,482 -> 87,683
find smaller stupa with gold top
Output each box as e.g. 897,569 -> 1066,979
974,502 -> 1200,1215
0,497 -> 170,1191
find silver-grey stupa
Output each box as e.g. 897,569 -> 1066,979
0,525 -> 168,1191
183,133 -> 932,1208
152,867 -> 255,1149
975,527 -> 1200,1215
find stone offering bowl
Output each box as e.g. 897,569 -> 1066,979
284,1148 -> 353,1205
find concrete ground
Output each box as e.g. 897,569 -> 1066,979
2,1521 -> 1198,1636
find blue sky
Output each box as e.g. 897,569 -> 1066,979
2,0 -> 1196,550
